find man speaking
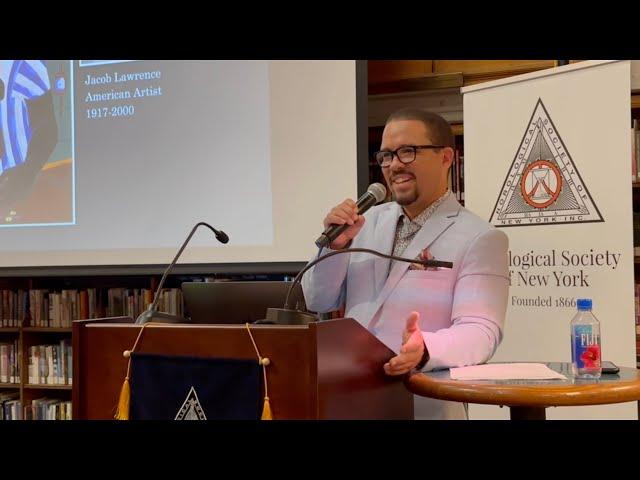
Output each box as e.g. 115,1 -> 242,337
302,108 -> 510,419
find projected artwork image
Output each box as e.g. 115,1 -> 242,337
0,60 -> 74,227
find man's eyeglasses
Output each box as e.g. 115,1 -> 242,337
373,145 -> 445,168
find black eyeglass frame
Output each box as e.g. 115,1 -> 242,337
373,144 -> 446,167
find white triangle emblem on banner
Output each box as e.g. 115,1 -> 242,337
490,98 -> 604,227
175,386 -> 207,420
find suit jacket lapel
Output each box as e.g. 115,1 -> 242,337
367,194 -> 461,328
372,203 -> 401,293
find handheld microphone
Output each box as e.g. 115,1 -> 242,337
315,183 -> 387,249
135,222 -> 229,325
265,247 -> 453,325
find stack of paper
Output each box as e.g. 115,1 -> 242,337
449,363 -> 567,380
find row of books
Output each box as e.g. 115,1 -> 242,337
635,283 -> 640,329
0,341 -> 74,386
0,392 -> 19,420
0,393 -> 71,420
631,119 -> 640,182
0,341 -> 19,383
449,150 -> 465,203
0,287 -> 183,328
27,341 -> 73,385
635,283 -> 640,367
29,398 -> 72,420
0,290 -> 27,328
635,283 -> 640,321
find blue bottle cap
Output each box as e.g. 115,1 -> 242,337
576,298 -> 592,310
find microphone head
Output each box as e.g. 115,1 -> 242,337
367,183 -> 387,203
215,230 -> 229,244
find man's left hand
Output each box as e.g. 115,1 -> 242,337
384,311 -> 425,376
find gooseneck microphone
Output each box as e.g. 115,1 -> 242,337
314,183 -> 387,249
135,222 -> 229,325
265,247 -> 453,325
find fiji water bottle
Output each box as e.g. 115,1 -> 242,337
570,298 -> 601,379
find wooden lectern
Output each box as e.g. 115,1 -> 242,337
72,317 -> 414,420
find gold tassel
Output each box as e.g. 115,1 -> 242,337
114,328 -> 147,420
247,324 -> 274,420
261,396 -> 272,420
114,377 -> 130,420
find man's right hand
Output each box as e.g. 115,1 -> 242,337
323,199 -> 365,250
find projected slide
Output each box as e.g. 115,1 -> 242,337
0,60 -> 357,267
0,60 -> 273,256
0,60 -> 74,227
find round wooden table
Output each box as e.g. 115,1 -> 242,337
406,362 -> 640,419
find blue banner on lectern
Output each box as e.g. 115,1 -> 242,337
129,353 -> 261,420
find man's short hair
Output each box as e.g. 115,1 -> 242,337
386,108 -> 454,149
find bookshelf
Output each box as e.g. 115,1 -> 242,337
0,274 -> 169,419
0,325 -> 21,419
0,279 -> 113,419
0,275 -> 137,419
24,384 -> 73,390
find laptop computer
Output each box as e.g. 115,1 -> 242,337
181,281 -> 307,324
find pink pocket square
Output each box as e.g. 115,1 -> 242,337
408,248 -> 438,271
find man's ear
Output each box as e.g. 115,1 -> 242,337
442,146 -> 454,169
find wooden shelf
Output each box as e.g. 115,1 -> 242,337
0,383 -> 20,389
369,72 -> 464,95
24,384 -> 72,390
22,327 -> 72,333
632,93 -> 640,109
0,328 -> 20,333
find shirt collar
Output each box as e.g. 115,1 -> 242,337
397,189 -> 451,227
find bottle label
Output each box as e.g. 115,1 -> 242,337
572,324 -> 601,369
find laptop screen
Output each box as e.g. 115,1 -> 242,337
181,281 -> 306,324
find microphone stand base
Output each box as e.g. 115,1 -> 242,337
135,310 -> 190,325
265,308 -> 317,325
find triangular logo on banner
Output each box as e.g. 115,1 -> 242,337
174,386 -> 208,420
489,98 -> 604,227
